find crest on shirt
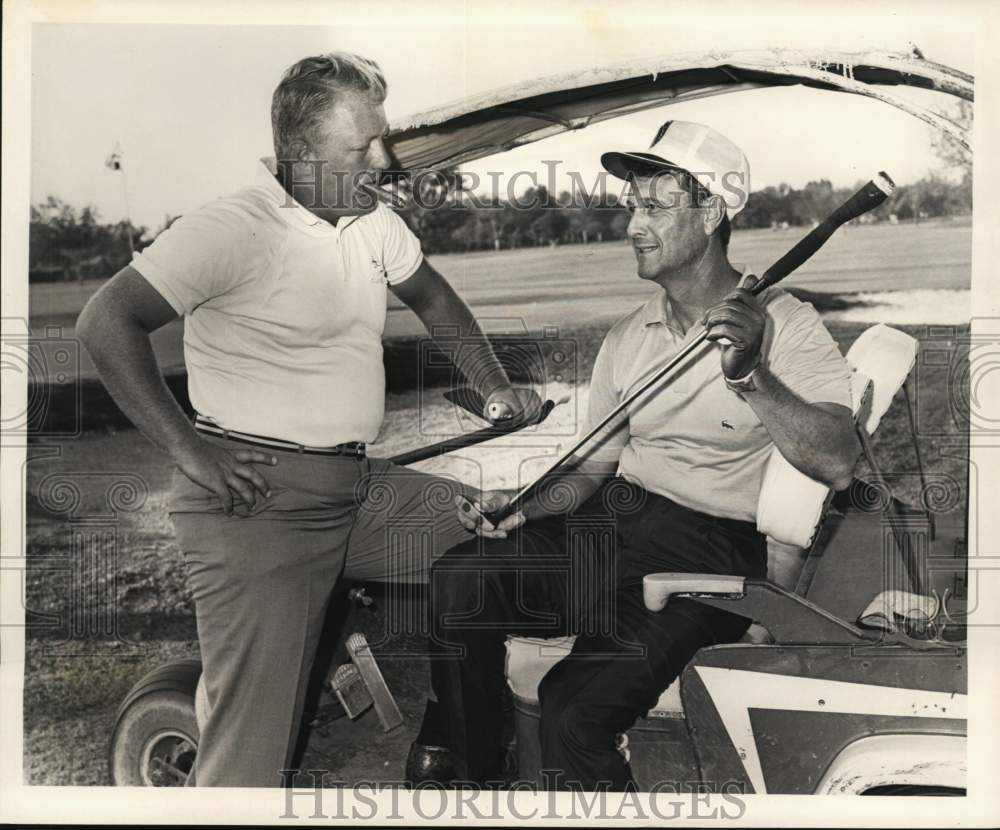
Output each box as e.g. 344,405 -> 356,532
371,256 -> 389,284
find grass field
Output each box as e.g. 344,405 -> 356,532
27,219 -> 971,381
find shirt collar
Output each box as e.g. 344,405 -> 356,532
256,157 -> 362,234
643,263 -> 753,329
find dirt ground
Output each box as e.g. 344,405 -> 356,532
19,321 -> 969,786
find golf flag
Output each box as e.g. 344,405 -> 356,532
105,144 -> 123,171
104,141 -> 135,254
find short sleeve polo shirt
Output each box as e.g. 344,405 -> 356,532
582,272 -> 852,522
131,158 -> 424,446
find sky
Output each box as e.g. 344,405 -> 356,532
29,1 -> 976,230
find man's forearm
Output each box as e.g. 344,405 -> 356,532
741,365 -> 860,489
78,307 -> 200,460
416,285 -> 511,398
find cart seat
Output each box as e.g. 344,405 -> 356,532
757,323 -> 918,553
505,324 -> 919,719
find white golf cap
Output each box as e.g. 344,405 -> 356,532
601,120 -> 751,219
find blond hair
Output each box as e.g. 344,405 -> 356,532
271,52 -> 387,159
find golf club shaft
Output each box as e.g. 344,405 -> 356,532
388,399 -> 556,465
484,172 -> 895,527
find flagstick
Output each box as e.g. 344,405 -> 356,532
108,142 -> 135,255
118,164 -> 135,255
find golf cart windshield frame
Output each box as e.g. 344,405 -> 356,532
386,48 -> 972,171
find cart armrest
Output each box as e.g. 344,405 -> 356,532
643,573 -> 874,644
643,573 -> 747,612
643,574 -> 954,648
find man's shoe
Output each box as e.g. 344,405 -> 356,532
404,742 -> 456,785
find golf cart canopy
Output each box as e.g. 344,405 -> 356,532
386,48 -> 973,171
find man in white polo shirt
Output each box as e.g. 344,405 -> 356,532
78,52 -> 537,787
411,121 -> 861,789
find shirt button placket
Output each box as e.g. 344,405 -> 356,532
333,230 -> 348,282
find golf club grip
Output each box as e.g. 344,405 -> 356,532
481,506 -> 507,529
755,172 -> 894,292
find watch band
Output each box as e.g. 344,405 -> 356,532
725,358 -> 761,395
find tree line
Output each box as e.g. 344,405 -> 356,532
30,98 -> 971,281
29,196 -> 158,284
394,170 -> 972,255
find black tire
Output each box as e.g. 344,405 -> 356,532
109,659 -> 202,786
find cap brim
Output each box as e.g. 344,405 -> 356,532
600,151 -> 687,181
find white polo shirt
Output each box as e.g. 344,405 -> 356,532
583,274 -> 853,522
132,158 -> 423,446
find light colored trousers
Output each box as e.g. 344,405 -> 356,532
168,433 -> 471,787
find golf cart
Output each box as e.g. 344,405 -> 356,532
109,47 -> 972,793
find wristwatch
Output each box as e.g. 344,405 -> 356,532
724,358 -> 761,396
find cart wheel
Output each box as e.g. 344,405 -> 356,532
109,659 -> 201,786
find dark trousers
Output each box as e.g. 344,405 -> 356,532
426,478 -> 767,790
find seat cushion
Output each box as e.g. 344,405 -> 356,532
844,323 -> 918,436
756,371 -> 871,549
757,323 -> 917,552
505,635 -> 684,717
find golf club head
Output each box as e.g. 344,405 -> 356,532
443,386 -> 489,421
445,386 -> 569,427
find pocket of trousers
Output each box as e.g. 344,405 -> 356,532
168,467 -> 228,515
169,469 -> 283,519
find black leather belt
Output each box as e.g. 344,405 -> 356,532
194,415 -> 366,458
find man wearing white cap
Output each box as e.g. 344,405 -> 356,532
409,121 -> 861,789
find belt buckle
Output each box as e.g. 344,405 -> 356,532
328,442 -> 363,459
